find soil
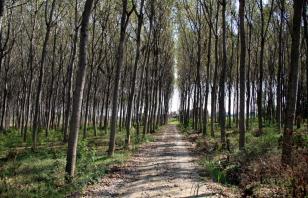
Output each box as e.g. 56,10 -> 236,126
82,124 -> 239,198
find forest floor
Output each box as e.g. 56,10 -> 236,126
82,124 -> 239,198
0,127 -> 155,197
178,120 -> 308,197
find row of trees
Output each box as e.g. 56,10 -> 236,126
177,0 -> 307,165
0,0 -> 175,178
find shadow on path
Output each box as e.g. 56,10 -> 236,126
83,124 -> 238,198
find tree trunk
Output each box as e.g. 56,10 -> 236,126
211,2 -> 220,137
203,20 -> 212,135
281,0 -> 304,165
108,0 -> 131,156
303,2 -> 308,122
218,0 -> 227,147
63,0 -> 79,142
239,0 -> 246,149
32,0 -> 56,150
277,0 -> 285,132
246,22 -> 252,130
65,0 -> 94,179
125,0 -> 144,146
45,31 -> 57,137
0,0 -> 5,74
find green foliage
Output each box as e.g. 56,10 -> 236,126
200,160 -> 227,184
224,164 -> 241,185
77,140 -> 97,173
0,128 -> 23,156
179,122 -> 193,135
0,126 -> 154,197
168,118 -> 180,125
182,119 -> 294,190
241,127 -> 280,160
292,132 -> 308,148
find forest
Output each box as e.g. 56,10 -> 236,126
0,0 -> 307,197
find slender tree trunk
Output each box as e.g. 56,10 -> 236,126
277,0 -> 285,132
0,0 -> 7,131
104,76 -> 111,131
218,0 -> 227,147
0,0 -> 5,74
125,0 -> 144,146
83,70 -> 93,139
0,67 -> 8,130
136,27 -> 151,139
65,0 -> 94,178
211,2 -> 220,137
203,21 -> 212,135
246,23 -> 252,130
228,36 -> 234,129
108,0 -> 132,156
32,0 -> 56,150
143,3 -> 154,137
92,72 -> 99,136
303,2 -> 308,123
45,31 -> 57,137
239,0 -> 246,149
23,65 -> 34,142
281,0 -> 304,165
63,0 -> 79,142
236,38 -> 239,128
257,0 -> 272,135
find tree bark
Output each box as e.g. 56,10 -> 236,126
281,0 -> 304,165
32,0 -> 56,150
211,1 -> 220,137
257,0 -> 265,135
239,0 -> 246,149
65,0 -> 94,178
203,16 -> 212,135
277,0 -> 285,132
125,0 -> 144,146
63,0 -> 79,142
218,0 -> 227,147
246,21 -> 252,130
0,0 -> 5,73
303,2 -> 308,122
108,0 -> 132,156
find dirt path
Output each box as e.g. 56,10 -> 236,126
83,125 -> 238,198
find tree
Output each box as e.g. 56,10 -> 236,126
256,0 -> 274,135
125,0 -> 145,146
63,0 -> 79,142
65,0 -> 94,179
281,0 -> 304,165
108,0 -> 134,156
32,0 -> 56,150
239,0 -> 246,149
218,0 -> 227,147
211,1 -> 220,137
0,3 -> 12,131
0,0 -> 5,73
303,1 -> 308,124
277,0 -> 285,132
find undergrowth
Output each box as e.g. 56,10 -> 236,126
0,127 -> 154,197
179,118 -> 308,197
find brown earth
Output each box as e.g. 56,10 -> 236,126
82,124 -> 239,198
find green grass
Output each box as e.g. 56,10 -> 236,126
200,159 -> 227,184
0,126 -> 154,198
177,118 -> 307,188
168,118 -> 180,125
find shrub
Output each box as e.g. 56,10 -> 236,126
201,160 -> 227,184
225,163 -> 241,185
77,140 -> 96,173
